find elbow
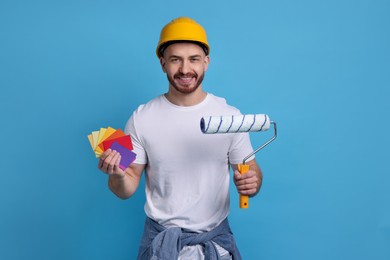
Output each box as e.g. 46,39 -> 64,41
108,180 -> 133,200
116,193 -> 132,200
109,186 -> 132,200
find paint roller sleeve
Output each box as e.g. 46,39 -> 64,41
200,114 -> 271,134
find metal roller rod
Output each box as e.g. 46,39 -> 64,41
243,121 -> 277,165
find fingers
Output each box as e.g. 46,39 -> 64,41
98,149 -> 112,169
98,149 -> 124,176
234,170 -> 259,195
113,153 -> 122,173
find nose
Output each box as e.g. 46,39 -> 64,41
179,60 -> 190,74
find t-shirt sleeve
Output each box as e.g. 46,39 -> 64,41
228,132 -> 255,165
124,113 -> 148,165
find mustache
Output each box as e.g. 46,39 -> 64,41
174,72 -> 197,78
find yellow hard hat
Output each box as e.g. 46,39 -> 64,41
156,17 -> 210,58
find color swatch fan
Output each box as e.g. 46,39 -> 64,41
87,127 -> 136,170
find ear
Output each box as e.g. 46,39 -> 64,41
204,55 -> 210,72
160,57 -> 167,73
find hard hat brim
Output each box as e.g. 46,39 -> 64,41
157,40 -> 210,58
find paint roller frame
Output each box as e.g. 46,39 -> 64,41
238,120 -> 277,208
200,115 -> 277,209
242,120 -> 277,165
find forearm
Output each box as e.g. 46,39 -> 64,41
108,173 -> 139,199
108,163 -> 144,199
249,161 -> 263,197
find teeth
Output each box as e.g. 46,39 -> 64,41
174,74 -> 195,84
178,77 -> 193,81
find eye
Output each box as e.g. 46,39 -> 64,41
190,57 -> 200,62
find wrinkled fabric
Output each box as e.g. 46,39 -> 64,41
137,218 -> 242,260
125,94 -> 254,232
179,245 -> 205,259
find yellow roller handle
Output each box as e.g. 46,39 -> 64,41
238,164 -> 250,208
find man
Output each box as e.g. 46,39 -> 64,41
98,17 -> 263,260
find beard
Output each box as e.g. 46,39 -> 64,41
167,71 -> 205,94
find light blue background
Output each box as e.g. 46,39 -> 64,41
1,0 -> 389,259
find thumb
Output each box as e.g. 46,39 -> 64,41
234,170 -> 242,180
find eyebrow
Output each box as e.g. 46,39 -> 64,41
168,54 -> 202,59
168,55 -> 182,59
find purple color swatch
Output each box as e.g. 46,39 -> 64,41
110,141 -> 137,170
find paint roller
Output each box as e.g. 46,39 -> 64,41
200,114 -> 277,209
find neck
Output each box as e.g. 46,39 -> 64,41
164,86 -> 207,106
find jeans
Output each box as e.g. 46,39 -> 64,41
137,217 -> 242,260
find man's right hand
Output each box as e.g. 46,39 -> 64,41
98,149 -> 126,178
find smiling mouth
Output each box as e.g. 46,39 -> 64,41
175,74 -> 196,85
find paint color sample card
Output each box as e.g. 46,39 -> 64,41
110,142 -> 137,170
102,135 -> 133,151
87,127 -> 136,170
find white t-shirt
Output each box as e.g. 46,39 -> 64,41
125,93 -> 254,232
